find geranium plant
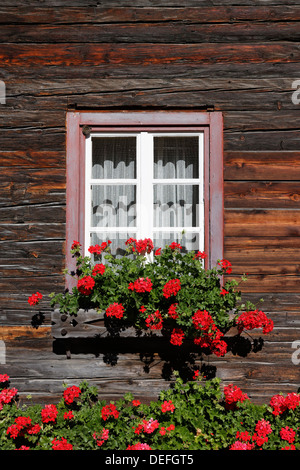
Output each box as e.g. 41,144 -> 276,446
30,237 -> 273,357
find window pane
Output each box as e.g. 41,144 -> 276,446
154,136 -> 199,179
92,137 -> 136,179
153,185 -> 199,227
91,185 -> 136,227
90,232 -> 136,258
153,232 -> 200,253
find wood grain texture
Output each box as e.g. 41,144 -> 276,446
1,2 -> 300,405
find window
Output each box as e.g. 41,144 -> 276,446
66,111 -> 223,283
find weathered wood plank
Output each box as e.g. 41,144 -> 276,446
225,210 -> 300,237
1,43 -> 300,67
2,6 -> 300,24
0,150 -> 65,168
225,181 -> 300,208
3,62 -> 300,80
1,22 -> 300,44
224,151 -> 300,181
4,81 -> 297,111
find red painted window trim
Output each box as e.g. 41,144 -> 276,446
66,110 -> 223,288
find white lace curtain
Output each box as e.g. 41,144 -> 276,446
90,135 -> 200,253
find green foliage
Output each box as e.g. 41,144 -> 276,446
1,373 -> 299,450
49,240 -> 253,354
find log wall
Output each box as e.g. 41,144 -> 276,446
1,0 -> 300,404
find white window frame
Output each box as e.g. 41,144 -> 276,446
84,131 -> 205,257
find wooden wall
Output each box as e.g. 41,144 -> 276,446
1,0 -> 300,404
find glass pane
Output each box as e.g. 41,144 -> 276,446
154,136 -> 199,179
153,185 -> 199,227
90,232 -> 137,259
153,232 -> 200,253
91,185 -> 136,227
92,137 -> 136,179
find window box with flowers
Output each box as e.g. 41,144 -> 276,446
31,237 -> 275,358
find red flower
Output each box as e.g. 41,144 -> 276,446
132,399 -> 141,407
0,387 -> 18,409
51,437 -> 73,450
169,242 -> 182,250
218,259 -> 232,274
145,310 -> 163,330
162,279 -> 181,298
128,277 -> 153,293
92,263 -> 106,276
64,411 -> 74,420
0,374 -> 9,383
223,384 -> 249,410
101,403 -> 119,421
236,430 -> 252,442
63,385 -> 81,405
77,275 -> 95,295
168,303 -> 179,319
93,428 -> 109,447
255,419 -> 272,437
106,302 -> 125,320
127,443 -> 152,450
230,441 -> 254,450
161,400 -> 175,413
155,248 -> 161,256
220,288 -> 229,296
28,292 -> 43,306
142,418 -> 159,434
194,251 -> 207,260
41,404 -> 58,423
71,240 -> 81,251
135,238 -> 154,255
280,426 -> 296,443
170,328 -> 184,346
237,310 -> 273,334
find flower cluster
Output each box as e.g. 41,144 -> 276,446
28,291 -> 43,306
126,237 -> 154,255
161,400 -> 175,413
0,387 -> 18,410
93,428 -> 109,447
106,302 -> 125,320
270,392 -> 300,415
170,328 -> 185,346
88,241 -> 111,256
128,277 -> 153,293
77,275 -> 95,296
52,437 -> 73,450
280,426 -> 296,444
63,385 -> 81,405
43,237 -> 275,356
218,259 -> 232,274
7,416 -> 41,440
101,403 -> 119,421
41,404 -> 58,424
168,303 -> 179,320
237,309 -> 274,335
134,418 -> 160,435
223,384 -> 249,410
145,310 -> 163,330
162,279 -> 181,299
127,442 -> 152,450
92,263 -> 106,276
192,310 -> 228,357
